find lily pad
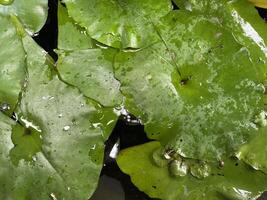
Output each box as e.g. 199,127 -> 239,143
0,32 -> 118,199
237,126 -> 267,174
62,0 -> 172,48
57,48 -> 122,107
173,0 -> 267,48
114,6 -> 267,161
58,3 -> 93,50
0,0 -> 48,34
117,142 -> 267,200
0,16 -> 26,114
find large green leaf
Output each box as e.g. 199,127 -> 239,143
173,0 -> 267,48
62,0 -> 172,48
57,48 -> 123,107
0,32 -> 118,199
58,3 -> 93,50
0,0 -> 48,34
0,16 -> 26,114
114,5 -> 267,161
117,142 -> 267,200
237,127 -> 267,174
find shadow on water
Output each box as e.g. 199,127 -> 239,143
90,118 -> 159,200
32,1 -> 267,200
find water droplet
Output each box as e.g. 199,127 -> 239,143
169,160 -> 188,177
146,74 -> 152,81
109,139 -> 120,159
190,162 -> 211,179
106,120 -> 115,126
42,95 -> 54,100
50,193 -> 57,200
20,116 -> 42,132
0,0 -> 14,5
254,111 -> 267,127
32,32 -> 39,37
0,103 -> 10,111
32,156 -> 37,162
58,114 -> 63,118
92,123 -> 101,128
63,126 -> 70,131
164,149 -> 174,160
219,160 -> 224,168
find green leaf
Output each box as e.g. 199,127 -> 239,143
117,142 -> 267,200
0,34 -> 118,199
57,48 -> 123,107
114,7 -> 267,161
0,16 -> 26,114
58,3 -> 93,50
237,126 -> 267,174
9,122 -> 42,166
62,0 -> 172,48
173,0 -> 267,47
0,0 -> 48,34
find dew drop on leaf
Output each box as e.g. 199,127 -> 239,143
63,125 -> 70,131
169,160 -> 188,177
50,193 -> 57,200
190,162 -> 211,179
0,103 -> 10,111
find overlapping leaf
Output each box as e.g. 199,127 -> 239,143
57,48 -> 122,107
115,6 -> 267,161
0,0 -> 48,34
0,0 -> 48,114
115,1 -> 267,199
0,32 -> 119,199
117,142 -> 267,200
62,0 -> 172,48
58,3 -> 93,50
237,127 -> 267,174
1,0 -> 267,199
0,16 -> 26,113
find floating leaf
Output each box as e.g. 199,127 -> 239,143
117,142 -> 267,200
0,30 -> 118,198
0,16 -> 26,114
0,0 -> 48,34
57,48 -> 123,107
58,3 -> 93,50
114,3 -> 267,161
62,0 -> 172,48
237,127 -> 267,174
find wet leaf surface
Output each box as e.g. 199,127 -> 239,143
0,0 -> 48,34
117,142 -> 267,200
57,48 -> 122,107
0,31 -> 118,199
0,16 -> 26,114
62,0 -> 172,48
114,5 -> 267,161
58,3 -> 93,50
